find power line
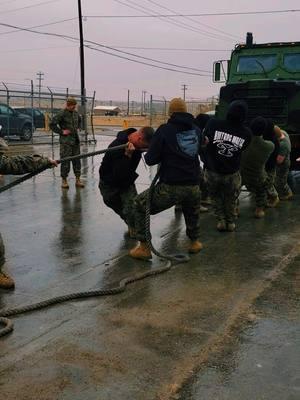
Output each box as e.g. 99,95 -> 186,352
0,21 -> 211,76
84,8 -> 300,18
0,17 -> 77,36
104,46 -> 230,51
112,0 -> 233,42
0,0 -> 60,15
145,0 -> 241,41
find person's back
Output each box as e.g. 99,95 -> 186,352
241,117 -> 274,181
204,101 -> 251,175
145,111 -> 201,185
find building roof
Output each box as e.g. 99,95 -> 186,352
94,106 -> 121,111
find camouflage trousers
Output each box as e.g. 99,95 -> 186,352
99,182 -> 137,228
60,143 -> 81,179
275,158 -> 292,197
134,182 -> 201,242
0,233 -> 5,271
199,167 -> 209,200
265,168 -> 278,200
242,174 -> 268,208
205,170 -> 241,223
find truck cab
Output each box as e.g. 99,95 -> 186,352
214,33 -> 300,168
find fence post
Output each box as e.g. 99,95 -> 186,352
149,95 -> 153,127
30,80 -> 34,144
47,87 -> 54,147
2,82 -> 9,106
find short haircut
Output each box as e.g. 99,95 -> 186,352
140,126 -> 155,144
250,116 -> 266,136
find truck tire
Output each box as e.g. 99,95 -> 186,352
21,124 -> 33,141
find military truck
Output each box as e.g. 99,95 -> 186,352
213,33 -> 300,168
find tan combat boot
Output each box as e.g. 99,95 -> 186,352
255,208 -> 265,218
129,242 -> 152,260
266,196 -> 279,208
226,222 -> 236,232
0,271 -> 15,289
61,178 -> 69,189
188,240 -> 203,254
217,220 -> 226,232
75,177 -> 85,188
280,192 -> 293,201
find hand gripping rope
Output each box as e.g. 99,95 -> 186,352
0,145 -> 189,337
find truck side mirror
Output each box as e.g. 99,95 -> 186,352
214,62 -> 221,82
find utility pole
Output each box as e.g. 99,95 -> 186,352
181,84 -> 188,101
36,71 -> 44,108
77,0 -> 87,137
127,89 -> 130,116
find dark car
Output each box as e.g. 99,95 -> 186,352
0,104 -> 34,141
13,107 -> 45,129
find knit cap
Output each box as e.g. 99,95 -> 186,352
168,98 -> 187,115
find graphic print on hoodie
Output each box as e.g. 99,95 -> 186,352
213,130 -> 246,158
204,100 -> 252,174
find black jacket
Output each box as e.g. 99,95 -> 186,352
204,101 -> 251,174
145,112 -> 202,185
99,128 -> 142,189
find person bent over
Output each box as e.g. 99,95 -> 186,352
274,125 -> 293,200
204,101 -> 251,232
129,98 -> 203,260
0,138 -> 57,289
263,119 -> 280,207
50,97 -> 84,189
99,127 -> 154,237
241,117 -> 275,218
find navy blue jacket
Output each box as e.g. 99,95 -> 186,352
145,112 -> 202,185
99,128 -> 142,189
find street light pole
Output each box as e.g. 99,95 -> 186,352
77,0 -> 87,137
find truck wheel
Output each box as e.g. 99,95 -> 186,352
21,125 -> 33,141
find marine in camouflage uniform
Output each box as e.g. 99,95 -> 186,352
241,117 -> 275,218
99,127 -> 154,236
0,138 -> 54,289
49,97 -> 84,189
274,127 -> 292,200
130,98 -> 203,260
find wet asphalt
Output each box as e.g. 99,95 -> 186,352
0,134 -> 299,400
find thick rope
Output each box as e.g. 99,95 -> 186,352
0,144 -> 127,194
0,155 -> 189,337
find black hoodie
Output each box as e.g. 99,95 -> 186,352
145,112 -> 202,185
203,101 -> 251,174
99,128 -> 142,189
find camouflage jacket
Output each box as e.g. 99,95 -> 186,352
0,153 -> 51,175
49,109 -> 81,145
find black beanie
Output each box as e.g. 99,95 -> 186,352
226,100 -> 248,123
250,117 -> 266,136
263,118 -> 275,141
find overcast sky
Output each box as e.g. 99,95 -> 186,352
0,0 -> 299,102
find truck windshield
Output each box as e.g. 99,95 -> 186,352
283,54 -> 300,71
237,55 -> 277,74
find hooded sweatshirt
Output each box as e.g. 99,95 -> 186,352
145,112 -> 201,185
99,128 -> 142,189
203,101 -> 251,174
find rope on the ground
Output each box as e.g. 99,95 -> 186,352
0,153 -> 189,337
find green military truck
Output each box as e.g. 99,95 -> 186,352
214,32 -> 300,168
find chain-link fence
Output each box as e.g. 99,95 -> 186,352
0,82 -> 96,145
149,97 -> 217,127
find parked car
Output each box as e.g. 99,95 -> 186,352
0,104 -> 34,141
13,107 -> 45,129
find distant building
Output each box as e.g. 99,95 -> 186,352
93,106 -> 121,116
